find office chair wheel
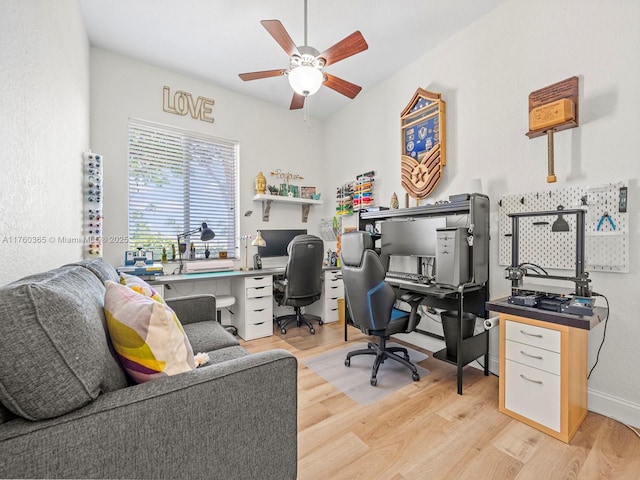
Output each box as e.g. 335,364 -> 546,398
310,327 -> 315,334
370,376 -> 377,386
345,358 -> 351,367
412,372 -> 420,382
318,320 -> 324,326
281,328 -> 287,334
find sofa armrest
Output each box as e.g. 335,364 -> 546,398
0,350 -> 298,480
166,294 -> 217,325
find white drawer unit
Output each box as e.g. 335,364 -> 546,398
322,269 -> 344,323
230,275 -> 274,341
499,314 -> 588,443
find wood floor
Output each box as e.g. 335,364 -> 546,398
242,323 -> 640,480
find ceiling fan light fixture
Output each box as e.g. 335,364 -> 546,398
288,65 -> 323,96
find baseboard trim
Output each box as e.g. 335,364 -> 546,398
588,388 -> 640,428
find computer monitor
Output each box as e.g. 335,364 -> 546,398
258,229 -> 308,257
381,217 -> 446,258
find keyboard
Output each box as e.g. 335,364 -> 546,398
386,271 -> 430,284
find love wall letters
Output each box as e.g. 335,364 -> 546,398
163,86 -> 214,123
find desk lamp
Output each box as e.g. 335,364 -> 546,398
251,230 -> 266,270
177,222 -> 215,274
240,231 -> 267,271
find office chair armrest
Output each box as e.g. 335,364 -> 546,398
400,292 -> 425,332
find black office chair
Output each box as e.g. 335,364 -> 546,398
341,231 -> 423,386
274,234 -> 324,334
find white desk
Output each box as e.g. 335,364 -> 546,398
151,267 -> 342,340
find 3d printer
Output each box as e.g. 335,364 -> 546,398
504,208 -> 594,316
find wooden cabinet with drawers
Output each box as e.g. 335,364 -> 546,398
499,313 -> 588,443
230,275 -> 274,341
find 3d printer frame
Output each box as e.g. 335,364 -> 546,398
505,208 -> 591,297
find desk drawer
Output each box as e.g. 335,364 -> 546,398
246,295 -> 272,314
323,302 -> 340,323
325,284 -> 344,298
246,275 -> 273,289
246,307 -> 272,326
243,320 -> 273,340
506,319 -> 560,353
246,285 -> 272,299
505,360 -> 560,432
505,340 -> 560,375
325,270 -> 342,283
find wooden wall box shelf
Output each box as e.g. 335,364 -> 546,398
529,99 -> 575,131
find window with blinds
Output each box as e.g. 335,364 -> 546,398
127,119 -> 239,261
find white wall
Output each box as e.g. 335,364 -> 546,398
89,48 -> 326,270
0,0 -> 89,286
325,0 -> 640,425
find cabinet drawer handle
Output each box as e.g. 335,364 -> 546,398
520,329 -> 543,338
520,350 -> 543,360
520,374 -> 543,385
254,308 -> 265,312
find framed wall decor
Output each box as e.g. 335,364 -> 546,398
300,186 -> 317,199
400,88 -> 446,200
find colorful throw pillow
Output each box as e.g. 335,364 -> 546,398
104,280 -> 195,383
120,272 -> 165,303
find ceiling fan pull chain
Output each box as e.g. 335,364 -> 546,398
304,95 -> 311,129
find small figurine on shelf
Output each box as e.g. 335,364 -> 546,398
255,172 -> 267,194
390,192 -> 399,209
205,243 -> 211,258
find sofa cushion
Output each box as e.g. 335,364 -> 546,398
104,281 -> 196,384
119,272 -> 165,303
64,258 -> 120,284
182,320 -> 240,353
0,267 -> 128,420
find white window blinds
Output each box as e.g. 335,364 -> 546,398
127,119 -> 239,260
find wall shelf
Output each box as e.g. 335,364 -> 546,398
253,194 -> 323,222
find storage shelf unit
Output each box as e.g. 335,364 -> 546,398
230,274 -> 274,340
356,193 -> 491,394
308,268 -> 344,323
499,313 -> 587,443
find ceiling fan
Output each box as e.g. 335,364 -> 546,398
238,0 -> 368,110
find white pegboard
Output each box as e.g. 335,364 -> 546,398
499,182 -> 628,273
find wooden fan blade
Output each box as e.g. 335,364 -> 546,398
318,31 -> 368,67
261,20 -> 300,57
323,73 -> 362,99
239,69 -> 286,81
290,92 -> 305,110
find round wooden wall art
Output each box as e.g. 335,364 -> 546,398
400,88 -> 446,199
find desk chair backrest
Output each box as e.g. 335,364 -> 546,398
282,234 -> 323,306
340,231 -> 396,333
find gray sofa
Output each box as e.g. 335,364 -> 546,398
0,259 -> 297,479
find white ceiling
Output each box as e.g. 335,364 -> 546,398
80,0 -> 507,119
